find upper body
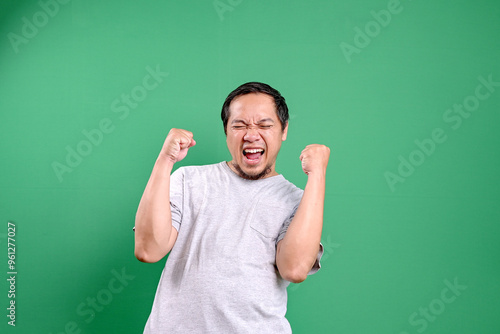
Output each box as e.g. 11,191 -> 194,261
142,162 -> 323,333
134,82 -> 330,333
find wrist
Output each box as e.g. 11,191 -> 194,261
156,154 -> 175,173
306,170 -> 326,182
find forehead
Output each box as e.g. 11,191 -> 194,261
228,93 -> 278,121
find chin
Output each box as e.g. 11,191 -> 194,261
232,162 -> 272,180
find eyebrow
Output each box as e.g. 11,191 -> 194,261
256,118 -> 275,124
230,118 -> 275,124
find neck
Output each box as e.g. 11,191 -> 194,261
226,161 -> 278,180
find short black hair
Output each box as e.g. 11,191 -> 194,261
221,82 -> 289,134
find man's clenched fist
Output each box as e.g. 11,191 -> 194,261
300,144 -> 330,175
160,128 -> 196,163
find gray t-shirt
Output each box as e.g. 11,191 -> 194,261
143,162 -> 323,333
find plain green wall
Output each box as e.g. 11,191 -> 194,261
1,0 -> 499,333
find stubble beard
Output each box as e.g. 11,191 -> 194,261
231,161 -> 273,180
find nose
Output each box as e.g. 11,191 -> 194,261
243,126 -> 261,142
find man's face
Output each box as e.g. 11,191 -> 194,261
226,92 -> 288,180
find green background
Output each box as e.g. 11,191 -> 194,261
1,0 -> 499,333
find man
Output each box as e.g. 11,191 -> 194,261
134,82 -> 330,333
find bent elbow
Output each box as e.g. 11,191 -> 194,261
134,247 -> 162,263
279,267 -> 308,283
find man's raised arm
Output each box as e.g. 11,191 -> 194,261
134,128 -> 195,263
276,144 -> 330,283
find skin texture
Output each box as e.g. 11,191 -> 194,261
135,92 -> 330,284
276,143 -> 329,282
134,129 -> 194,263
225,93 -> 288,180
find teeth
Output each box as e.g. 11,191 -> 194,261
244,149 -> 263,154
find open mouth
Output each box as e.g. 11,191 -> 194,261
243,148 -> 265,164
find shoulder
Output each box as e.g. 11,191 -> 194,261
270,176 -> 304,206
175,162 -> 223,173
172,162 -> 225,179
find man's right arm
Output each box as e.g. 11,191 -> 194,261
134,129 -> 196,263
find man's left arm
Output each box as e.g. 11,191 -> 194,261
276,144 -> 330,283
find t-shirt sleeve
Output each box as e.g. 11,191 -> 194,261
276,205 -> 297,244
276,205 -> 324,276
308,242 -> 323,275
132,167 -> 184,233
169,168 -> 184,232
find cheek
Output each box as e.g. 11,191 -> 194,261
227,134 -> 242,153
262,132 -> 281,148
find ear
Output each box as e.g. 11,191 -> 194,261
281,122 -> 288,141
